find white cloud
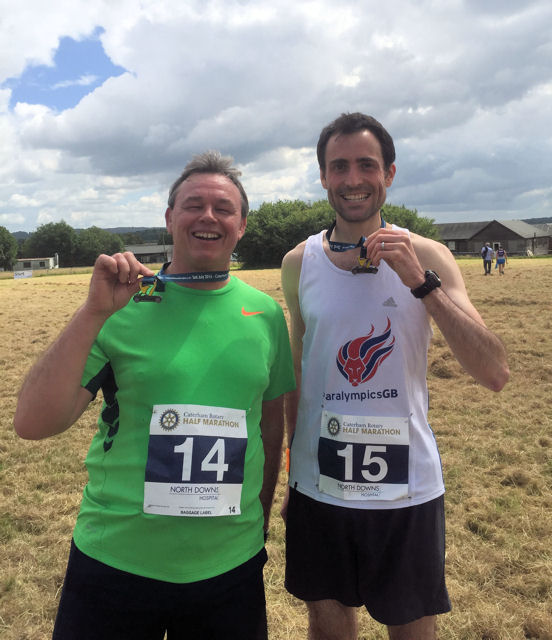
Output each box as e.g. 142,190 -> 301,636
1,0 -> 551,232
9,194 -> 41,207
36,208 -> 55,224
52,74 -> 99,89
0,212 -> 25,225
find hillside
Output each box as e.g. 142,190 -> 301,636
12,227 -> 170,244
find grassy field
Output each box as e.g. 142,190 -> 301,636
1,258 -> 551,639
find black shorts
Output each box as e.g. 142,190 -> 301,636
285,489 -> 451,626
53,539 -> 268,640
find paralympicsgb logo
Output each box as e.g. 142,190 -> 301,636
336,318 -> 395,387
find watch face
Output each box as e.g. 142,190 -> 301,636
426,270 -> 440,285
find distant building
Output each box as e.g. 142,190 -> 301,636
124,244 -> 172,264
14,255 -> 59,270
434,220 -> 550,256
532,223 -> 552,253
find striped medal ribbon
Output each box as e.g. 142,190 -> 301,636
134,263 -> 229,303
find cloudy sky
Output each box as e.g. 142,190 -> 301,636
1,0 -> 551,233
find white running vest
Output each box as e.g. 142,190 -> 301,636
289,229 -> 445,509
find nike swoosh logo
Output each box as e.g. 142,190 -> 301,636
242,307 -> 264,316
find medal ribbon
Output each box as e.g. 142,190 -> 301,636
134,262 -> 229,303
326,219 -> 386,274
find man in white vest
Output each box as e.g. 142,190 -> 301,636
281,113 -> 509,640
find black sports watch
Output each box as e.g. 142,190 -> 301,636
410,270 -> 441,299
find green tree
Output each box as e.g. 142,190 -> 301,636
74,227 -> 125,266
0,226 -> 18,270
381,204 -> 439,240
121,231 -> 144,244
23,221 -> 78,267
16,237 -> 26,258
158,231 -> 173,245
235,199 -> 440,267
235,200 -> 334,268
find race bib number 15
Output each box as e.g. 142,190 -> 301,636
144,404 -> 247,517
318,410 -> 409,501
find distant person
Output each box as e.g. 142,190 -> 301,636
14,151 -> 295,640
281,112 -> 509,640
496,245 -> 508,274
481,242 -> 493,275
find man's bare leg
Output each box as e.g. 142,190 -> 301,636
388,615 -> 437,640
306,599 -> 357,640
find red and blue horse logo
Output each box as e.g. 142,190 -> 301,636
336,319 -> 395,386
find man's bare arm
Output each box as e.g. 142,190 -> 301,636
365,229 -> 509,391
279,243 -> 306,520
14,253 -> 154,440
281,243 -> 306,442
418,240 -> 508,391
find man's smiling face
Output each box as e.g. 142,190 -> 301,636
165,172 -> 246,273
320,129 -> 396,224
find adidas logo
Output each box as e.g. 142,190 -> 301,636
383,297 -> 398,307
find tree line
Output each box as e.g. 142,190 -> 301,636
0,200 -> 439,270
234,200 -> 439,267
1,222 -> 125,269
0,223 -> 170,269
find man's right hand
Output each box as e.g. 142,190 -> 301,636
85,252 -> 156,318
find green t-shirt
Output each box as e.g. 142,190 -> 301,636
73,276 -> 295,583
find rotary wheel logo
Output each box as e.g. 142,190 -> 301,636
159,409 -> 179,431
327,417 -> 340,436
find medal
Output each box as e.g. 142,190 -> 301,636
134,278 -> 163,303
352,246 -> 378,274
326,219 -> 386,274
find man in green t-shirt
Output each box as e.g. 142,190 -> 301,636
14,151 -> 295,640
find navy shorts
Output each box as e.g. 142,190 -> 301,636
285,489 -> 451,626
53,540 -> 268,640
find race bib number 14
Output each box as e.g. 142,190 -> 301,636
144,404 -> 247,517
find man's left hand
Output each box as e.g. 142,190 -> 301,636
365,229 -> 426,289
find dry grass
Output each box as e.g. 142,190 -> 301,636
1,258 -> 551,639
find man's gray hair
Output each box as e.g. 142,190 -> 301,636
167,150 -> 249,218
